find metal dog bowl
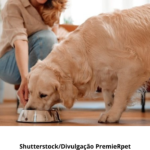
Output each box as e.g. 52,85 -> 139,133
17,109 -> 61,123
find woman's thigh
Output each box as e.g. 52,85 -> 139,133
0,29 -> 57,84
28,29 -> 58,68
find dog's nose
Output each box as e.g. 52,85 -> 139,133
26,107 -> 36,110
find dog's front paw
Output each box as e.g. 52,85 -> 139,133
98,112 -> 120,123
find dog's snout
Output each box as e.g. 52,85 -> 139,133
26,107 -> 36,110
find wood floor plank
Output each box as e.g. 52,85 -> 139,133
0,102 -> 150,126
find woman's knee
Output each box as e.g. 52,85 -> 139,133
28,30 -> 58,68
41,30 -> 58,43
31,30 -> 58,48
29,30 -> 58,59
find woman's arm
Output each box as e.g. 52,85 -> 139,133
15,40 -> 28,79
14,40 -> 29,106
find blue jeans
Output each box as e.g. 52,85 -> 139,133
0,30 -> 57,84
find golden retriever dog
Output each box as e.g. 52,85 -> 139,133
26,4 -> 150,123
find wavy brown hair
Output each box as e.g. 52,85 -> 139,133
40,0 -> 67,27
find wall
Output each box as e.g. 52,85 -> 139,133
4,83 -> 16,100
61,0 -> 150,24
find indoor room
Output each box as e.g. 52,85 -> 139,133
0,0 -> 150,126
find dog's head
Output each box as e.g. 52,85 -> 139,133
25,60 -> 78,110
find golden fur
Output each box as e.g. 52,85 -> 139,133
40,0 -> 67,27
26,4 -> 150,123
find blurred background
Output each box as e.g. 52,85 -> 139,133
0,0 -> 150,103
60,0 -> 150,25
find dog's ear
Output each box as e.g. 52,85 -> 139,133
57,79 -> 78,109
51,66 -> 78,109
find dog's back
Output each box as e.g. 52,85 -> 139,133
77,4 -> 150,71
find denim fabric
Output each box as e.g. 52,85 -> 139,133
0,30 -> 57,84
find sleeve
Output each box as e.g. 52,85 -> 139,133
1,4 -> 28,47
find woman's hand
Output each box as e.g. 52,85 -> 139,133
17,77 -> 29,106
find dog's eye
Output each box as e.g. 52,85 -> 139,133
40,93 -> 47,98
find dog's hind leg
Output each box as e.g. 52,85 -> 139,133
102,89 -> 114,112
98,70 -> 149,123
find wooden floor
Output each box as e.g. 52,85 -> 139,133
0,102 -> 150,126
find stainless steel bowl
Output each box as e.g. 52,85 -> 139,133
17,109 -> 61,123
